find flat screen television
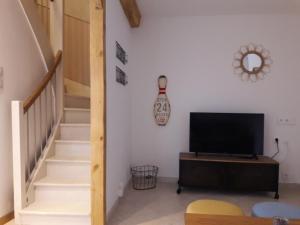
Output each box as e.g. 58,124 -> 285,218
189,113 -> 264,157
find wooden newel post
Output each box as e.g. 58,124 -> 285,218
11,101 -> 27,224
91,0 -> 106,224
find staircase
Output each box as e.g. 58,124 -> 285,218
14,94 -> 92,225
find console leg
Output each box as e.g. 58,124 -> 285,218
274,192 -> 279,199
177,181 -> 182,194
177,186 -> 182,194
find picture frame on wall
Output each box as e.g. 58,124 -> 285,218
116,66 -> 128,86
116,41 -> 128,65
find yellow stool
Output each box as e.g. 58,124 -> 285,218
186,200 -> 244,216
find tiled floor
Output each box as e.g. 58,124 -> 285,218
108,182 -> 300,225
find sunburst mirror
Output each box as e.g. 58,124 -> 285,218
233,44 -> 273,82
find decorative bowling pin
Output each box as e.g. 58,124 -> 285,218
154,75 -> 171,126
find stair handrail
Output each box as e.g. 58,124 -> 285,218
23,50 -> 62,113
11,50 -> 63,224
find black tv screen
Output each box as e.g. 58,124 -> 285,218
189,113 -> 264,156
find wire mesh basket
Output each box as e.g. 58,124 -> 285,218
131,165 -> 159,190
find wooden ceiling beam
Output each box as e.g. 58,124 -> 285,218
120,0 -> 141,28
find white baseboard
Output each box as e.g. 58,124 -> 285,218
106,178 -> 131,222
106,198 -> 119,223
157,176 -> 178,183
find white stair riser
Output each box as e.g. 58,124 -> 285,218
60,125 -> 90,141
65,95 -> 90,109
64,110 -> 90,123
20,214 -> 90,225
46,162 -> 90,180
35,186 -> 90,203
55,142 -> 91,159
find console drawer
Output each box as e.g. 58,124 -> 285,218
179,160 -> 224,188
224,163 -> 279,191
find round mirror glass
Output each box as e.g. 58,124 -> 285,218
242,53 -> 263,73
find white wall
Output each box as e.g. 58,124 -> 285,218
0,0 -> 47,217
130,14 -> 300,184
106,0 -> 132,215
19,0 -> 54,69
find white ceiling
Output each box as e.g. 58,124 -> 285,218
137,0 -> 300,17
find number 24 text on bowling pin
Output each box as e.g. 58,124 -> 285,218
154,75 -> 171,126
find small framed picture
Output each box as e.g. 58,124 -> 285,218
116,66 -> 128,86
116,42 -> 128,65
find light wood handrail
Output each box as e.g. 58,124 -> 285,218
23,50 -> 62,113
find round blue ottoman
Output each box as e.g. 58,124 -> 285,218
252,202 -> 300,219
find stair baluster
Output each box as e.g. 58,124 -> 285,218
11,50 -> 62,224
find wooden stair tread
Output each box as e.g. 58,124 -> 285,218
34,177 -> 90,187
64,107 -> 90,112
46,156 -> 90,164
55,140 -> 90,144
60,123 -> 90,127
20,202 -> 90,216
64,93 -> 90,100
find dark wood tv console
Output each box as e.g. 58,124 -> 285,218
177,152 -> 280,199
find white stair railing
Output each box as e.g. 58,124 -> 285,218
11,51 -> 62,224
